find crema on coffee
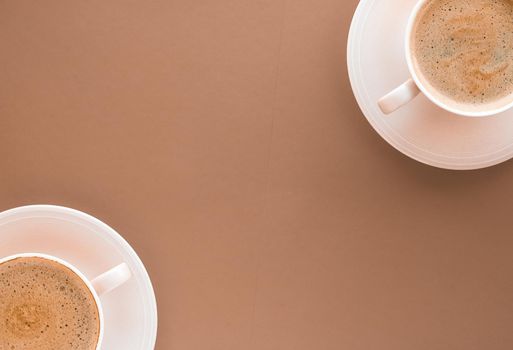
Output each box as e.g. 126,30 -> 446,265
412,0 -> 513,105
0,257 -> 100,350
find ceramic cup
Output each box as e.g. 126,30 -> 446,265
0,252 -> 132,350
378,0 -> 513,117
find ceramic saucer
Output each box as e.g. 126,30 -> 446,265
0,205 -> 158,350
348,0 -> 513,170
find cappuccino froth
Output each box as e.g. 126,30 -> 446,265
0,257 -> 100,349
412,0 -> 513,105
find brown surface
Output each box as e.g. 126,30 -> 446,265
1,1 -> 513,349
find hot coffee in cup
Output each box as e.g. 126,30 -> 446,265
0,254 -> 131,350
379,0 -> 513,116
0,257 -> 99,349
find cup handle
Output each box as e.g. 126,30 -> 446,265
378,78 -> 421,114
91,263 -> 132,296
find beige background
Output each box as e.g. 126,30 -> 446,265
1,1 -> 513,349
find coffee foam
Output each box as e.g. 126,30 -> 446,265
411,0 -> 513,112
0,257 -> 100,349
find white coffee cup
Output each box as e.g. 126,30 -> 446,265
0,252 -> 132,350
378,0 -> 513,117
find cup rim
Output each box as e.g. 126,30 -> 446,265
404,0 -> 513,117
0,252 -> 104,350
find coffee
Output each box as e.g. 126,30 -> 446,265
412,0 -> 513,105
0,257 -> 100,349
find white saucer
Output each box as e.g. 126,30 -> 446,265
0,205 -> 158,350
348,0 -> 513,170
